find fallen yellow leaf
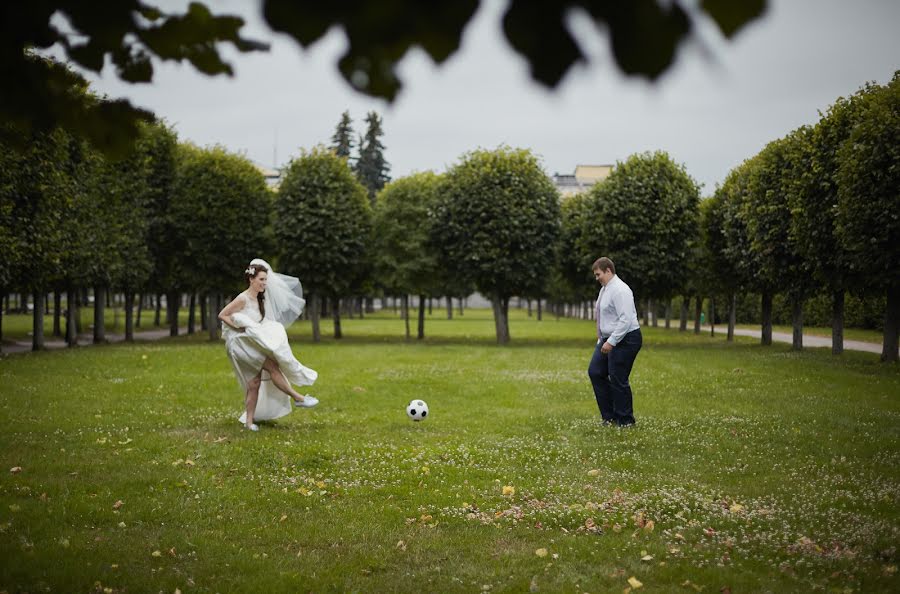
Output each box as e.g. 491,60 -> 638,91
587,469 -> 600,477
502,485 -> 515,496
151,550 -> 162,557
535,548 -> 548,557
628,576 -> 643,589
10,466 -> 22,474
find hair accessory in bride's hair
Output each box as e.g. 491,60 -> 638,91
245,266 -> 255,276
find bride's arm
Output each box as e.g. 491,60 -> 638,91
218,295 -> 246,330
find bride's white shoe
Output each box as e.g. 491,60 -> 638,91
294,395 -> 319,408
245,423 -> 259,431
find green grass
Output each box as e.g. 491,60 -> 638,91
1,309 -> 898,593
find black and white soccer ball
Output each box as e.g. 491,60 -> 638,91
406,399 -> 429,422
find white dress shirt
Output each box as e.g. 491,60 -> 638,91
595,275 -> 640,346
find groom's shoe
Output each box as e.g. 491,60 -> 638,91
295,395 -> 319,408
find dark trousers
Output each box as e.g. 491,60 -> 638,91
587,328 -> 642,425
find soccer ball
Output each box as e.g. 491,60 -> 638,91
406,399 -> 429,422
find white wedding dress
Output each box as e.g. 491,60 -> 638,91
223,292 -> 317,423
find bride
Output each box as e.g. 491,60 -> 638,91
218,259 -> 318,431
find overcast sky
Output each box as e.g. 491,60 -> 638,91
69,0 -> 899,193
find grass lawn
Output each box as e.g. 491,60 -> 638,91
1,309 -> 898,593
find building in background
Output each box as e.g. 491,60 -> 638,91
552,164 -> 613,197
254,163 -> 282,189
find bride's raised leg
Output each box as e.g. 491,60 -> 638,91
245,374 -> 262,428
262,357 -> 305,402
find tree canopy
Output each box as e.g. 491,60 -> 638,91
3,0 -> 766,156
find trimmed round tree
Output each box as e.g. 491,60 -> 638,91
275,147 -> 372,341
170,144 -> 273,340
580,151 -> 700,318
433,147 -> 560,344
373,171 -> 441,340
836,72 -> 900,363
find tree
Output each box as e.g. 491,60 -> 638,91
330,111 -> 354,159
170,144 -> 273,340
742,134 -> 813,348
2,3 -> 267,156
793,89 -> 869,354
550,193 -> 596,316
580,152 -> 700,318
354,111 -> 390,204
433,147 -> 560,343
699,195 -> 735,338
835,73 -> 900,363
140,124 -> 180,333
275,147 -> 372,341
263,0 -> 766,100
373,172 -> 441,339
3,2 -> 765,157
0,126 -> 73,350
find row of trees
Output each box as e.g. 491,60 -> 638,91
2,76 -> 895,359
0,119 -> 274,350
698,72 -> 898,362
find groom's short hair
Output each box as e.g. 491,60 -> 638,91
592,257 -> 615,274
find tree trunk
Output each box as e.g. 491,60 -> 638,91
66,287 -> 78,347
761,292 -> 773,346
93,284 -> 106,344
791,297 -> 803,351
458,297 -> 464,316
831,290 -> 844,355
206,293 -> 218,341
446,296 -> 453,320
332,297 -> 342,339
53,291 -> 62,337
32,291 -> 44,351
124,290 -> 135,342
680,296 -> 689,331
693,296 -> 702,334
428,297 -> 432,316
72,293 -> 80,334
881,285 -> 900,363
0,292 -> 4,354
492,296 -> 510,344
154,293 -> 162,327
537,298 -> 543,321
136,293 -> 143,328
651,298 -> 659,327
200,294 -> 208,331
643,298 -> 650,326
527,299 -> 532,317
167,290 -> 179,337
402,295 -> 410,340
709,297 -> 716,337
186,293 -> 195,334
365,296 -> 375,314
310,294 -> 321,342
418,294 -> 426,340
727,293 -> 736,342
664,299 -> 671,329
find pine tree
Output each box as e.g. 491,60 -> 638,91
330,111 -> 354,159
354,111 -> 390,204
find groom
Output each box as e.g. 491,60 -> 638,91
587,257 -> 642,426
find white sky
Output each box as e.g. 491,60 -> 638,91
67,0 -> 900,193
